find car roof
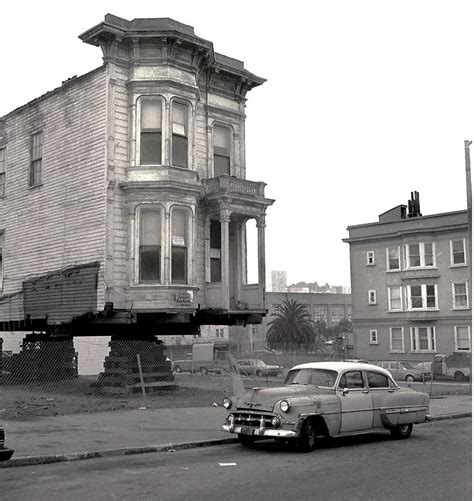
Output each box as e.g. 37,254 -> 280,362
290,361 -> 392,377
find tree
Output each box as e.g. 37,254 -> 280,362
266,299 -> 317,352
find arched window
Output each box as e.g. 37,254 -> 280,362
171,207 -> 190,284
172,101 -> 189,168
213,124 -> 231,176
140,99 -> 163,165
139,208 -> 162,282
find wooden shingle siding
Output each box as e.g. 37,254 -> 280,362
0,67 -> 108,320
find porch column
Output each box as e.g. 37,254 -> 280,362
220,209 -> 231,309
257,213 -> 267,308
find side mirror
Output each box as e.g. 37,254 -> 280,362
341,387 -> 349,396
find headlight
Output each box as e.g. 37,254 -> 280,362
222,397 -> 232,409
280,400 -> 290,412
271,417 -> 281,428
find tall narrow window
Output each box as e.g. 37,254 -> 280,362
0,232 -> 4,291
30,131 -> 43,187
213,125 -> 231,176
171,208 -> 188,284
454,326 -> 471,352
388,286 -> 402,311
387,247 -> 400,271
140,100 -> 162,165
210,219 -> 221,282
172,102 -> 188,168
390,327 -> 404,352
407,244 -> 421,268
139,209 -> 161,282
0,148 -> 6,197
451,239 -> 466,266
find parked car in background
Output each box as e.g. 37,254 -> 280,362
237,359 -> 282,377
376,361 -> 428,382
222,361 -> 431,452
0,425 -> 14,461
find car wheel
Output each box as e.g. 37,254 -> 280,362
454,371 -> 465,382
200,367 -> 208,375
174,365 -> 182,374
238,434 -> 256,447
390,423 -> 413,439
405,374 -> 415,383
298,419 -> 317,452
255,370 -> 263,377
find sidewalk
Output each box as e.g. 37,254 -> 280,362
1,395 -> 471,467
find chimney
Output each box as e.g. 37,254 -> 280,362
407,191 -> 422,218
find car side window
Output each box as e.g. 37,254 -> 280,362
339,371 -> 364,389
367,371 -> 390,388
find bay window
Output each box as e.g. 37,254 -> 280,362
139,209 -> 162,282
407,284 -> 437,310
171,208 -> 189,284
172,102 -> 188,168
406,242 -> 435,269
140,99 -> 162,165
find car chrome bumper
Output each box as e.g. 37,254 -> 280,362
425,414 -> 433,422
222,423 -> 298,438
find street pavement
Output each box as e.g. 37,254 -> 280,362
0,393 -> 471,468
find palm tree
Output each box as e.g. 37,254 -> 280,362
266,299 -> 317,352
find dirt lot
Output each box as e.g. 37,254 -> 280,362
0,373 -> 282,421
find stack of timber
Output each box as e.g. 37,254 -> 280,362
98,338 -> 176,395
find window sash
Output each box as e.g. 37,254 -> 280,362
387,247 -> 400,271
139,209 -> 161,282
139,245 -> 161,282
0,148 -> 6,174
390,327 -> 404,352
368,290 -> 376,304
455,326 -> 471,351
411,326 -> 436,352
388,286 -> 402,311
451,239 -> 466,265
406,242 -> 435,269
171,246 -> 187,284
140,100 -> 162,165
453,282 -> 468,308
369,330 -> 378,344
30,132 -> 43,186
408,284 -> 437,310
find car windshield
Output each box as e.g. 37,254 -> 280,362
284,368 -> 338,388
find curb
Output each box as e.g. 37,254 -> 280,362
1,412 -> 471,468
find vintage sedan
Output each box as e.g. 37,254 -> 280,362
222,362 -> 431,451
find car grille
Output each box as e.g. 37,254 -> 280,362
233,410 -> 278,428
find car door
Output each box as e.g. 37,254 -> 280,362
338,370 -> 374,433
366,370 -> 395,428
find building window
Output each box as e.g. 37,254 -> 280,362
386,246 -> 400,271
0,148 -> 6,197
410,326 -> 436,352
140,99 -> 162,165
366,251 -> 375,266
171,208 -> 189,284
213,125 -> 231,176
369,329 -> 378,345
405,242 -> 435,269
388,286 -> 402,311
390,327 -> 404,352
210,220 -> 221,282
314,306 -> 327,324
30,131 -> 43,187
450,239 -> 466,266
454,326 -> 471,352
215,327 -> 225,338
139,209 -> 162,282
452,282 -> 469,309
172,101 -> 189,168
330,305 -> 344,324
407,284 -> 438,310
0,232 -> 4,291
368,290 -> 377,305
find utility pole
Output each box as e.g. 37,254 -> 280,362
464,140 -> 472,395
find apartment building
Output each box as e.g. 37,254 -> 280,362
344,196 -> 471,362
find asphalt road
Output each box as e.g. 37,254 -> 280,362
1,419 -> 471,501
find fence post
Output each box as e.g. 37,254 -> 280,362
136,354 -> 148,408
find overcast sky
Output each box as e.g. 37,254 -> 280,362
2,0 -> 472,288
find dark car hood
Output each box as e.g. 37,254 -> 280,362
235,384 -> 334,412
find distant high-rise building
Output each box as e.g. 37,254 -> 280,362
271,271 -> 287,292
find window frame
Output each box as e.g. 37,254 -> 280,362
390,327 -> 405,353
386,246 -> 401,272
137,96 -> 164,166
170,205 -> 192,285
388,285 -> 403,312
0,147 -> 6,197
369,329 -> 378,345
452,282 -> 469,310
366,251 -> 375,266
136,206 -> 164,284
171,99 -> 190,169
406,284 -> 438,310
405,242 -> 436,269
450,239 -> 467,267
368,290 -> 377,305
0,232 -> 4,291
410,326 -> 436,352
29,130 -> 44,187
454,326 -> 471,352
212,123 -> 232,177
